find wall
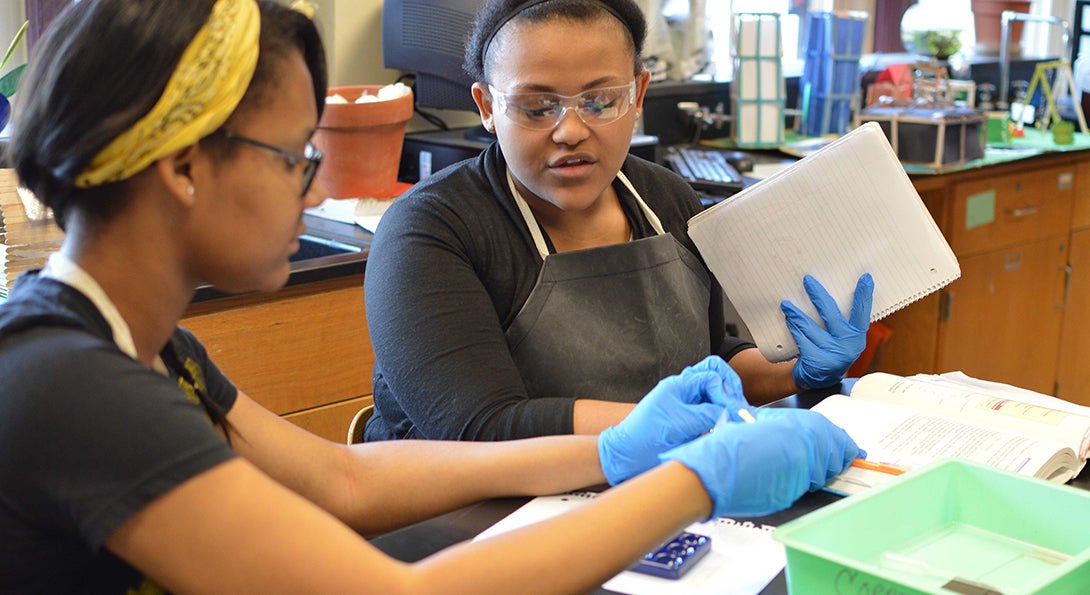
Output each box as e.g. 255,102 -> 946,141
1024,0 -> 1073,58
312,0 -> 392,87
0,3 -> 26,135
0,3 -> 28,79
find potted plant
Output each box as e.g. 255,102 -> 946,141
0,20 -> 28,132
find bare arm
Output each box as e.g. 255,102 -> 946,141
572,399 -> 636,434
414,461 -> 709,593
104,392 -> 712,595
573,350 -> 798,431
571,348 -> 801,427
227,391 -> 606,535
728,347 -> 799,405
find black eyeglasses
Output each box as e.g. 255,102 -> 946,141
223,131 -> 323,197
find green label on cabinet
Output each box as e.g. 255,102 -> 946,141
965,189 -> 996,230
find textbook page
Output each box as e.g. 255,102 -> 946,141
815,395 -> 1081,495
474,492 -> 785,595
850,372 -> 1090,459
687,122 -> 960,362
920,371 -> 1090,417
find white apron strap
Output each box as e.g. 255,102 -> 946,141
506,168 -> 666,261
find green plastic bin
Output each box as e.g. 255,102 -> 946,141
773,459 -> 1090,594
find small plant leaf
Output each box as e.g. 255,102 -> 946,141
0,64 -> 25,97
0,21 -> 28,73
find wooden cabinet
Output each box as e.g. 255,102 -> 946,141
1058,230 -> 1090,401
1057,161 -> 1090,403
938,236 -> 1069,393
181,275 -> 374,442
945,166 -> 1075,258
938,164 -> 1074,394
881,154 -> 1084,400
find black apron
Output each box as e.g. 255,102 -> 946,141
504,170 -> 712,402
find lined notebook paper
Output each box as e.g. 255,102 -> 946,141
688,122 -> 960,362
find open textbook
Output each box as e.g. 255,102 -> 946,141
819,372 -> 1090,495
687,122 -> 961,362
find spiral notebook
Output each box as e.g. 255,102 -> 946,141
687,122 -> 960,362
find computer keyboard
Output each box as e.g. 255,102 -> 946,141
662,145 -> 744,195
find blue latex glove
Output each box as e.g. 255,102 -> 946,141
598,355 -> 748,486
659,407 -> 860,518
782,273 -> 874,390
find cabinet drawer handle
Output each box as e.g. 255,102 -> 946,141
1005,206 -> 1039,217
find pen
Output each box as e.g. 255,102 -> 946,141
712,408 -> 755,433
851,459 -> 907,476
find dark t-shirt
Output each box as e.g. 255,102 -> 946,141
364,144 -> 754,441
0,272 -> 238,593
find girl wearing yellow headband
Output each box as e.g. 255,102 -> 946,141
1,1 -> 857,592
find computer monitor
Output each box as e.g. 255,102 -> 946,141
382,0 -> 485,117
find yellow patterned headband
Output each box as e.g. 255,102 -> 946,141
75,0 -> 260,188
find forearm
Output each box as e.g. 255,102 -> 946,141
229,393 -> 602,535
728,348 -> 798,405
341,435 -> 606,535
409,461 -> 711,594
572,399 -> 636,434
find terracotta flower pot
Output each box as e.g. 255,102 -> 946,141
312,84 -> 414,199
971,0 -> 1032,55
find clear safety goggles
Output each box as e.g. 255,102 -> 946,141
487,81 -> 636,130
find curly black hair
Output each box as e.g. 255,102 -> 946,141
463,0 -> 646,84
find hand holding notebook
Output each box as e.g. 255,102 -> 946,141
783,273 -> 873,388
687,122 -> 960,362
